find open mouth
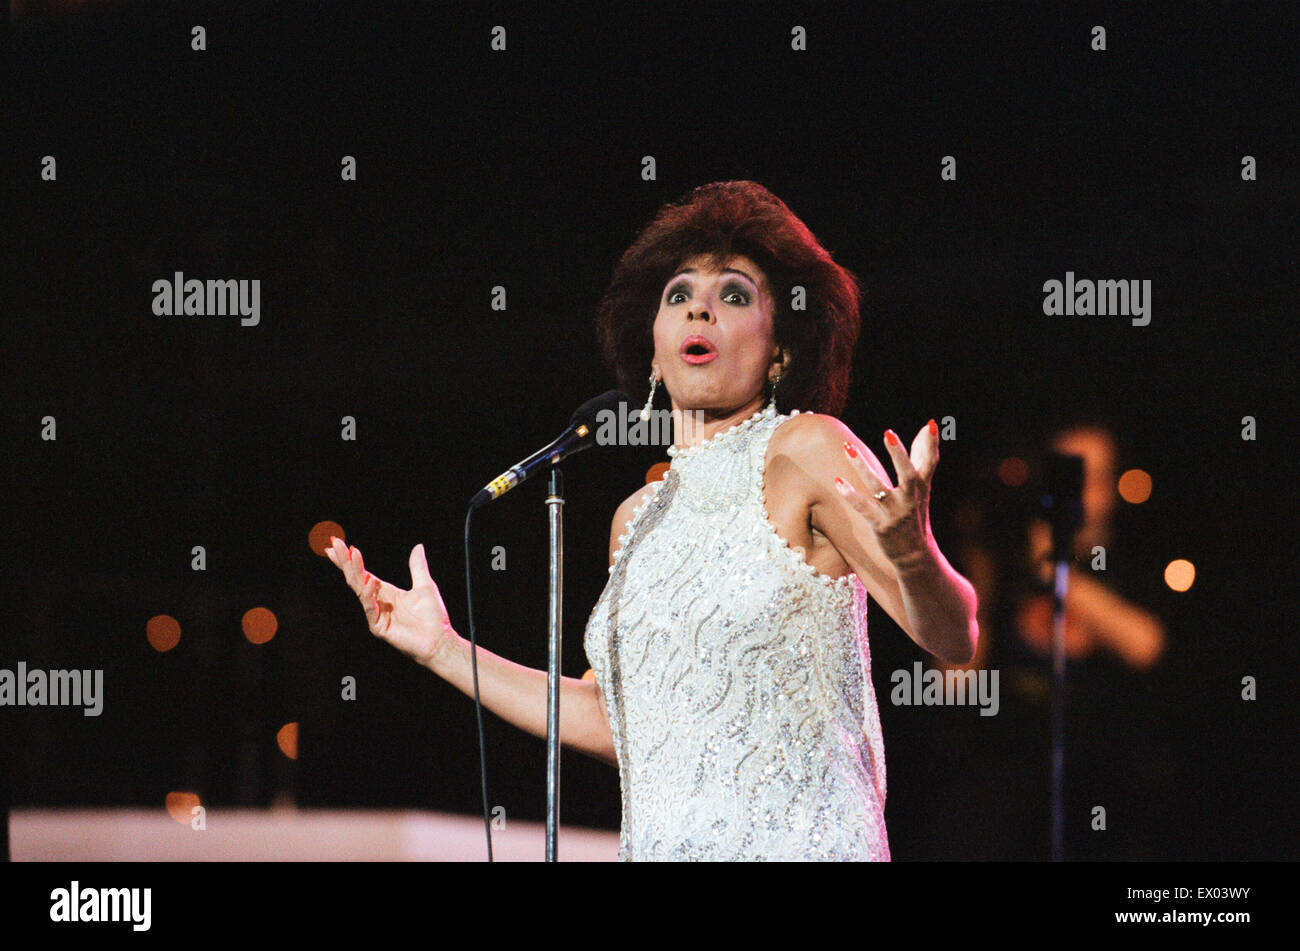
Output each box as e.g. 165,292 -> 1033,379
680,335 -> 719,364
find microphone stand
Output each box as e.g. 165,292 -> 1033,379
1050,558 -> 1068,862
1040,452 -> 1083,863
544,468 -> 565,861
465,391 -> 627,862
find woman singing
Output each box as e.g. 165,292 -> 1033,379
324,180 -> 978,861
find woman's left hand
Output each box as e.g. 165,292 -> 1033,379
834,419 -> 940,569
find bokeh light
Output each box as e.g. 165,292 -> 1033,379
1118,468 -> 1153,503
309,520 -> 345,556
646,461 -> 670,483
1164,559 -> 1195,592
242,606 -> 278,645
146,614 -> 181,652
165,791 -> 202,825
277,722 -> 299,760
997,456 -> 1029,487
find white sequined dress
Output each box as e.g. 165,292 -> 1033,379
583,404 -> 890,861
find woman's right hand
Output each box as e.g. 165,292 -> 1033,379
324,536 -> 460,670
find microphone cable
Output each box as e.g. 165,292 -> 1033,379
463,506 -> 494,861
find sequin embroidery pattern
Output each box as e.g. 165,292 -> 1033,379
583,405 -> 889,861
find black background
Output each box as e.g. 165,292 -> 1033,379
3,0 -> 1294,861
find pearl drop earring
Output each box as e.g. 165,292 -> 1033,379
767,372 -> 781,412
639,370 -> 659,422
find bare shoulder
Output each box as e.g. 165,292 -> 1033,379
608,481 -> 660,565
768,411 -> 890,485
769,411 -> 853,458
614,481 -> 659,523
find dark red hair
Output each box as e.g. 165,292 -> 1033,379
594,180 -> 862,416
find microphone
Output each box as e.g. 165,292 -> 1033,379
468,390 -> 629,510
1039,452 -> 1085,562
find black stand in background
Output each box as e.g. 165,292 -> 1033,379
1039,452 -> 1084,862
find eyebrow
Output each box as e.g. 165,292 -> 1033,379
668,267 -> 759,287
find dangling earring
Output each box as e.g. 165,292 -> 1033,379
639,369 -> 659,422
766,372 -> 781,413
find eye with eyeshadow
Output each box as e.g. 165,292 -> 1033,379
721,283 -> 752,305
664,279 -> 752,306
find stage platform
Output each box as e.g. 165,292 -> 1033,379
9,808 -> 620,861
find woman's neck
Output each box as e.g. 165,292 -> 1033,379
670,396 -> 767,451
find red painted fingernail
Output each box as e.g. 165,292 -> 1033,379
884,430 -> 900,447
928,418 -> 938,438
843,440 -> 858,459
834,476 -> 849,494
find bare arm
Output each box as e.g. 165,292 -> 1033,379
426,486 -> 659,767
324,528 -> 624,767
940,541 -> 999,671
1058,569 -> 1166,669
769,414 -> 979,665
1026,521 -> 1166,669
426,636 -> 617,766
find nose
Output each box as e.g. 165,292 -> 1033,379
688,306 -> 714,323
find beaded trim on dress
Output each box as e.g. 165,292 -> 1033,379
608,405 -> 783,569
665,403 -> 783,458
618,404 -> 860,594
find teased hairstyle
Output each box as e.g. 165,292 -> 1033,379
594,180 -> 862,416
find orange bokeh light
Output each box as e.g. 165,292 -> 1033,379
242,607 -> 278,645
1164,559 -> 1195,592
277,722 -> 299,760
309,520 -> 345,556
165,791 -> 201,825
646,462 -> 670,483
997,457 -> 1029,487
1118,469 -> 1153,504
146,614 -> 182,652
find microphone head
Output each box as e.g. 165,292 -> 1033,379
1039,451 -> 1085,559
570,389 -> 631,429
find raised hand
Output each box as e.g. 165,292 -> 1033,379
834,418 -> 941,569
324,536 -> 460,669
